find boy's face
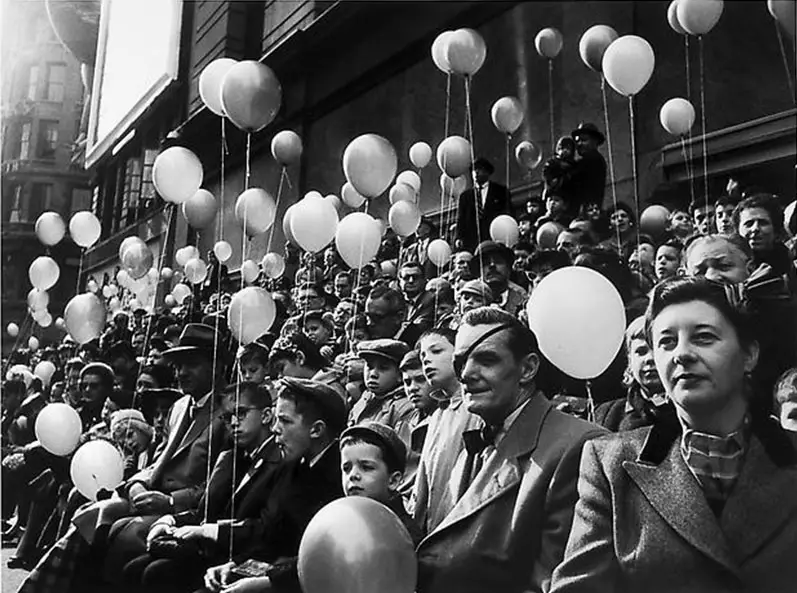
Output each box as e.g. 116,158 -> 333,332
362,356 -> 400,396
546,195 -> 565,216
692,205 -> 715,235
223,393 -> 268,450
273,397 -> 313,462
715,204 -> 735,235
340,441 -> 400,502
556,142 -> 574,160
633,243 -> 655,267
304,319 -> 331,346
526,201 -> 542,217
333,301 -> 355,328
518,220 -> 532,236
610,209 -> 631,233
459,291 -> 487,314
655,245 -> 681,281
669,211 -> 693,235
419,334 -> 455,388
240,359 -> 269,384
334,276 -> 352,299
402,368 -> 435,412
102,399 -> 120,426
627,335 -> 662,395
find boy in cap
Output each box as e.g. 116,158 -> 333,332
349,339 -> 414,442
458,279 -> 495,316
340,422 -> 422,545
238,337 -> 271,386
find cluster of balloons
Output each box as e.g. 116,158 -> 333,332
27,287 -> 53,329
34,210 -> 102,249
431,28 -> 487,77
667,0 -> 725,37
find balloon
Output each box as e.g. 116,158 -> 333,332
6,364 -> 32,386
32,308 -> 48,323
108,297 -> 121,312
102,285 -> 112,298
213,241 -> 233,263
220,60 -> 282,133
198,57 -> 237,116
536,221 -> 565,248
235,188 -> 277,237
291,196 -> 339,253
602,35 -> 655,97
389,183 -> 416,205
515,141 -> 543,170
227,287 -> 276,344
667,0 -> 687,34
304,190 -> 324,201
436,136 -> 472,178
128,298 -> 142,312
490,215 -> 520,247
182,189 -> 218,229
298,497 -> 417,593
271,130 -> 303,166
172,283 -> 192,305
659,97 -> 696,136
35,403 -> 82,456
116,269 -> 130,287
184,258 -> 209,284
335,213 -> 382,269
69,211 -> 101,247
283,204 -> 299,246
342,134 -> 398,198
490,97 -> 524,134
677,0 -> 724,36
341,182 -> 366,208
29,256 -> 60,290
439,173 -> 469,197
28,288 -> 49,311
121,238 -> 153,280
152,147 -> 203,205
431,30 -> 455,73
164,294 -> 177,307
640,205 -> 671,237
55,317 -> 65,329
34,360 -> 56,385
35,212 -> 66,246
261,252 -> 286,278
325,194 -> 342,211
409,141 -> 433,168
396,170 -> 422,193
241,259 -> 260,284
427,239 -> 452,267
28,336 -> 39,351
175,245 -> 200,267
769,0 -> 796,38
7,322 -> 19,337
70,440 -> 125,501
535,27 -> 564,59
86,279 -> 98,293
375,218 -> 387,238
388,201 -> 422,237
108,284 -> 118,296
161,266 -> 173,279
38,313 -> 53,328
579,25 -> 619,72
527,266 -> 626,379
64,293 -> 105,344
445,28 -> 487,76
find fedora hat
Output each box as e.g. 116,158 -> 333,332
161,323 -> 226,362
571,122 -> 605,146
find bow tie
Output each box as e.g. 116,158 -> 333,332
463,424 -> 501,456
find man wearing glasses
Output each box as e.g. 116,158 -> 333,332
399,261 -> 435,339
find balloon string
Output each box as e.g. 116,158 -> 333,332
585,380 -> 596,424
441,73 -> 452,243
219,118 -> 226,244
601,75 -> 622,252
3,312 -> 32,378
266,167 -> 287,255
628,95 -> 641,253
464,75 -> 483,282
505,134 -> 511,192
548,59 -> 555,151
241,133 -> 252,289
698,36 -> 709,209
684,35 -> 696,209
774,22 -> 796,104
75,248 -> 85,295
228,381 -> 240,561
680,136 -> 696,206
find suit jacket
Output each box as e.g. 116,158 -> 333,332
127,393 -> 228,511
570,150 -> 606,210
457,181 -> 513,252
416,395 -> 606,593
550,420 -> 797,593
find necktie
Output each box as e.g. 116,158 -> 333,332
475,186 -> 485,221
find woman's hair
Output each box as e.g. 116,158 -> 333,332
732,192 -> 785,238
645,276 -> 757,349
606,202 -> 637,225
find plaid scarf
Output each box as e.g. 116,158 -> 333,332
681,417 -> 750,504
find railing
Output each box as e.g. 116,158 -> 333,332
1,158 -> 57,175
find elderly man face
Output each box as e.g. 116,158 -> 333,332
365,296 -> 403,339
80,372 -> 111,407
399,265 -> 424,300
481,253 -> 511,292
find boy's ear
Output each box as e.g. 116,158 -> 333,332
387,470 -> 403,492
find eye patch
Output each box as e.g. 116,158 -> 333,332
454,323 -> 513,379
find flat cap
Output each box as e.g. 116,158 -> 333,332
80,362 -> 115,384
459,279 -> 495,302
278,377 -> 348,435
341,421 -> 407,473
356,339 -> 410,364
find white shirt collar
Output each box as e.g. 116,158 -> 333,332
307,441 -> 335,468
194,391 -> 212,408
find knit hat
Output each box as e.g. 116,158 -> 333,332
110,408 -> 154,441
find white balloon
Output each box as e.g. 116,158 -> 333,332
431,30 -> 455,73
290,196 -> 339,253
602,35 -> 655,97
70,440 -> 125,501
161,266 -> 174,279
396,170 -> 422,193
341,182 -> 366,209
409,142 -> 433,169
7,322 -> 19,337
261,252 -> 286,279
199,58 -> 237,116
241,259 -> 260,284
34,360 -> 56,384
29,256 -> 60,291
325,194 -> 342,211
271,130 -> 303,166
38,312 -> 53,328
176,245 -> 200,267
235,188 -> 277,237
35,212 -> 66,246
335,213 -> 382,270
659,97 -> 696,136
342,134 -> 398,199
427,239 -> 453,267
184,258 -> 209,285
389,183 -> 416,205
213,240 -> 233,263
227,287 -> 276,344
490,215 -> 520,248
436,136 -> 472,178
152,147 -> 204,204
172,283 -> 192,305
35,403 -> 82,456
69,211 -> 102,248
28,288 -> 49,311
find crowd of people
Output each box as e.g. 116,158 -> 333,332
3,122 -> 797,592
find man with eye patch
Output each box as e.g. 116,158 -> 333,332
415,307 -> 605,593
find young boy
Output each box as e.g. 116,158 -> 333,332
667,208 -> 694,242
654,239 -> 683,282
714,195 -> 736,236
238,337 -> 271,385
774,368 -> 797,432
339,421 -> 422,545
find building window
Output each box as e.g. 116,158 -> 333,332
28,183 -> 52,221
140,148 -> 158,213
121,156 -> 143,227
71,188 -> 92,213
19,123 -> 32,160
38,120 -> 59,159
7,185 -> 23,223
45,63 -> 66,102
27,65 -> 39,100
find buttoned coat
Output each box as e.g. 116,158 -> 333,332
416,395 -> 605,593
457,181 -> 513,253
550,420 -> 797,593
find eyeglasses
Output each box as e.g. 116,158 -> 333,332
221,406 -> 260,424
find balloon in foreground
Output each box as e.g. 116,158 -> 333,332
445,28 -> 487,76
389,201 -> 422,237
182,189 -> 218,229
64,293 -> 106,344
153,147 -> 203,205
602,35 -> 655,97
34,360 -> 56,385
336,213 -> 382,270
7,323 -> 19,337
640,205 -> 671,237
490,215 -> 520,248
527,266 -> 626,379
220,60 -> 282,133
437,136 -> 472,178
291,196 -> 339,253
431,30 -> 455,74
515,141 -> 543,170
70,440 -> 125,501
271,130 -> 303,166
35,403 -> 82,456
235,188 -> 277,237
659,98 -> 695,136
535,27 -> 564,59
343,134 -> 398,199
409,141 -> 433,168
35,212 -> 66,246
261,252 -> 285,279
536,221 -> 565,248
228,287 -> 276,344
28,336 -> 39,351
299,497 -> 417,593
29,256 -> 60,291
213,240 -> 233,263
491,97 -> 524,135
579,24 -> 619,72
427,239 -> 452,267
184,258 -> 209,284
677,0 -> 724,36
199,57 -> 237,116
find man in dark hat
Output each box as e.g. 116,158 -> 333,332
456,157 -> 513,253
571,122 -> 607,213
471,241 -> 528,317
